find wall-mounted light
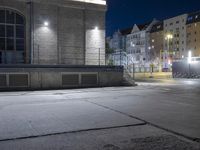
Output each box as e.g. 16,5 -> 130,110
44,21 -> 49,27
168,59 -> 171,65
94,26 -> 98,31
131,42 -> 135,47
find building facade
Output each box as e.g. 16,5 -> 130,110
107,10 -> 200,72
186,11 -> 200,57
163,14 -> 188,69
149,21 -> 164,70
126,20 -> 158,70
0,0 -> 106,65
107,20 -> 159,71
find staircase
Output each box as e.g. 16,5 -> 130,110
122,69 -> 136,86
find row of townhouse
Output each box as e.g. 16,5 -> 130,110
107,11 -> 200,71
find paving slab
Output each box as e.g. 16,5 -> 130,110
0,98 -> 143,140
0,125 -> 199,150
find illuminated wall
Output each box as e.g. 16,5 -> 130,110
0,0 -> 106,65
72,0 -> 106,5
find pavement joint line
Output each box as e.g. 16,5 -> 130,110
0,123 -> 147,143
0,87 -> 144,97
83,99 -> 200,144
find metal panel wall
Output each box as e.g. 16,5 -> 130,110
9,74 -> 29,87
0,74 -> 7,87
172,61 -> 200,78
62,74 -> 79,86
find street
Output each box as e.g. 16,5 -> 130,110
0,79 -> 200,150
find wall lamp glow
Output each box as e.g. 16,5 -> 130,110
165,34 -> 173,40
94,26 -> 98,31
168,59 -> 172,66
44,21 -> 49,27
131,42 -> 135,47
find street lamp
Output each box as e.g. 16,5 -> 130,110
165,33 -> 173,71
188,51 -> 192,78
188,51 -> 192,64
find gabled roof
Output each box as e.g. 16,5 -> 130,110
120,27 -> 133,35
138,22 -> 151,30
150,21 -> 163,33
119,22 -> 151,36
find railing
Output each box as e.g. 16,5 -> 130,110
0,46 -> 106,66
106,50 -> 135,78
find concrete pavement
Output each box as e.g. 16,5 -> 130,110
0,79 -> 200,149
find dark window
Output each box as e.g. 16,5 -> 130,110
0,10 -> 5,23
6,38 -> 14,50
16,26 -> 24,38
6,25 -> 14,38
0,38 -> 5,50
16,39 -> 24,51
0,51 -> 2,63
0,25 -> 5,37
6,10 -> 15,24
16,14 -> 24,25
0,9 -> 25,64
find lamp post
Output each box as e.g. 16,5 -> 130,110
188,51 -> 192,78
165,34 -> 173,71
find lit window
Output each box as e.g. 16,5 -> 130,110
152,39 -> 155,43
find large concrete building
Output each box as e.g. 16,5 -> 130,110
0,0 -> 128,90
186,11 -> 200,57
0,0 -> 106,65
163,14 -> 188,69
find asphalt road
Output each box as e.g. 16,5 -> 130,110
0,79 -> 200,150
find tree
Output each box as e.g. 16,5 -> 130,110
106,42 -> 114,54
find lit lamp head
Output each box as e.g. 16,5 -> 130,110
44,21 -> 49,27
188,51 -> 192,64
94,26 -> 98,31
131,42 -> 135,47
166,34 -> 173,39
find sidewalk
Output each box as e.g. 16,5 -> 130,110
135,72 -> 172,82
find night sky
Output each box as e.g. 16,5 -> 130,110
106,0 -> 200,36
